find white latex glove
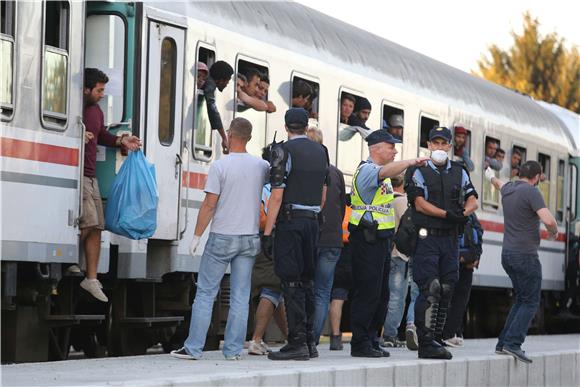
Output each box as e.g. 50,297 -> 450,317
484,167 -> 495,182
190,235 -> 201,257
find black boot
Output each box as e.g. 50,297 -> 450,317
418,342 -> 453,359
304,281 -> 318,358
416,279 -> 452,360
434,283 -> 454,345
330,334 -> 343,351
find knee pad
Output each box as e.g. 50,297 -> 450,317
423,278 -> 441,304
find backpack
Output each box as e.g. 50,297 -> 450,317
459,214 -> 484,263
393,206 -> 417,256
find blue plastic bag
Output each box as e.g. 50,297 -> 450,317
105,150 -> 158,239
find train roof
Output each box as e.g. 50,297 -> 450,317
537,101 -> 580,156
158,1 -> 574,150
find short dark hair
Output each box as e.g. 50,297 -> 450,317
292,80 -> 312,98
391,174 -> 404,188
260,73 -> 270,84
242,67 -> 262,83
512,148 -> 522,157
496,148 -> 505,156
229,117 -> 252,141
84,68 -> 109,90
209,61 -> 233,81
519,160 -> 542,179
341,93 -> 356,104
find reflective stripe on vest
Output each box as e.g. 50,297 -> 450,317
349,164 -> 396,230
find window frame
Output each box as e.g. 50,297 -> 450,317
40,0 -> 71,131
290,71 -> 320,124
482,134 -> 502,210
381,99 -> 405,160
336,86 -> 365,188
0,0 -> 16,122
418,112 -> 440,158
556,158 -> 566,223
157,36 -> 177,147
191,41 -> 216,162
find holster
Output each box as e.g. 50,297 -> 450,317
359,217 -> 378,243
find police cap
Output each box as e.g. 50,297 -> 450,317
365,129 -> 402,146
429,126 -> 452,142
285,108 -> 309,129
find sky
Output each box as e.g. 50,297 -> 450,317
296,0 -> 580,74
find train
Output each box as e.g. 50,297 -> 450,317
1,1 -> 579,363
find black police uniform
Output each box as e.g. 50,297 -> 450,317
267,108 -> 328,361
404,127 -> 478,359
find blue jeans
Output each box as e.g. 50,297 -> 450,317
383,256 -> 409,337
184,233 -> 260,358
313,247 -> 342,342
407,263 -> 420,324
497,250 -> 542,351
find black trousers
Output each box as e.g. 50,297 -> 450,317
443,265 -> 473,339
349,228 -> 391,351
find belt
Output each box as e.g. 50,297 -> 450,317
420,227 -> 457,237
279,209 -> 318,221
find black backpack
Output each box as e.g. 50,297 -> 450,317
459,214 -> 484,263
393,206 -> 417,256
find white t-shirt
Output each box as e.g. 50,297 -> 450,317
204,152 -> 270,235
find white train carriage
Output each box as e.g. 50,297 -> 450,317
1,1 -> 579,362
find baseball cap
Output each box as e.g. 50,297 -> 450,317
197,61 -> 209,73
388,114 -> 404,128
285,108 -> 309,129
454,126 -> 467,135
365,129 -> 402,145
429,126 -> 452,142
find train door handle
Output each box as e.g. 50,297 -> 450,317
175,153 -> 182,178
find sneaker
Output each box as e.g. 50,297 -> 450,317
80,278 -> 108,302
248,340 -> 269,355
443,335 -> 464,348
225,354 -> 241,360
502,347 -> 532,364
67,264 -> 81,274
170,347 -> 197,360
495,345 -> 505,355
382,336 -> 400,348
405,324 -> 419,351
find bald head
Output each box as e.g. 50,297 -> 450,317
307,127 -> 323,144
229,117 -> 252,142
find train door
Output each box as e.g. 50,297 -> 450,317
145,21 -> 185,240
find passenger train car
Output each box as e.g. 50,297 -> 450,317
1,1 -> 579,362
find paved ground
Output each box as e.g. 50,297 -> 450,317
2,334 -> 579,386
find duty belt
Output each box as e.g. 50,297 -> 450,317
350,204 -> 392,215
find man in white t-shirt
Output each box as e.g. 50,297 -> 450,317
171,117 -> 270,360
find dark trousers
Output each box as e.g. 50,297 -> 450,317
349,229 -> 391,351
273,217 -> 319,345
443,265 -> 473,340
413,234 -> 459,346
497,251 -> 542,350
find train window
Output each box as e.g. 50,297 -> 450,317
419,116 -> 439,158
453,126 -> 471,159
538,153 -> 551,206
292,75 -> 319,124
192,45 -> 215,161
158,38 -> 177,146
510,145 -> 526,179
382,103 -> 404,161
235,58 -> 268,157
85,14 -> 126,125
483,136 -> 501,209
337,90 -> 364,187
42,1 -> 70,127
0,0 -> 15,120
570,164 -> 578,221
556,159 -> 565,222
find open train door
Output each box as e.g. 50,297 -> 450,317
144,18 -> 185,240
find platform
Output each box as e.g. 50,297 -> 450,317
2,334 -> 579,386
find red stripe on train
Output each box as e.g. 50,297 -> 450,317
182,171 -> 207,190
0,137 -> 79,166
479,220 -> 566,242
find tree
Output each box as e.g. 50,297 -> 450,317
477,12 -> 580,113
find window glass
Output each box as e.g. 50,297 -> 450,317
45,1 -> 68,50
419,116 -> 439,158
538,153 -> 551,206
85,15 -> 126,125
1,1 -> 16,36
483,136 -> 501,209
43,50 -> 68,116
292,76 -> 319,125
557,159 -> 565,222
570,164 -> 578,221
236,59 -> 268,157
158,38 -> 177,146
383,104 -> 404,160
193,46 -> 215,160
337,91 -> 364,187
0,1 -> 15,113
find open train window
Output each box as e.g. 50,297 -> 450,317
192,45 -> 215,161
452,125 -> 473,170
510,145 -> 526,179
483,136 -> 501,209
557,159 -> 565,222
337,90 -> 365,187
235,58 -> 268,157
538,153 -> 551,206
569,164 -> 578,221
85,14 -> 126,126
41,1 -> 70,128
291,75 -> 319,125
382,103 -> 404,161
419,116 -> 439,158
1,0 -> 16,121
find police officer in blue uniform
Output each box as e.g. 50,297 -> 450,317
263,108 -> 329,361
405,126 -> 479,359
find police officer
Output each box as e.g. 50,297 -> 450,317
349,129 -> 428,358
405,126 -> 479,359
263,108 -> 329,361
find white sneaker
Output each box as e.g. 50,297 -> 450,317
225,354 -> 241,360
80,278 -> 108,302
67,264 -> 81,274
444,335 -> 464,348
248,340 -> 269,355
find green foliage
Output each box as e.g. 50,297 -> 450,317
477,12 -> 580,113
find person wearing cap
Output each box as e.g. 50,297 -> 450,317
348,129 -> 428,358
453,126 -> 474,172
387,115 -> 404,140
404,126 -> 478,360
263,108 -> 329,361
196,61 -> 209,89
348,98 -> 372,129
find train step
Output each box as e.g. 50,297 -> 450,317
119,316 -> 184,328
45,314 -> 105,327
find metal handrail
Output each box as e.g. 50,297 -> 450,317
179,142 -> 191,239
